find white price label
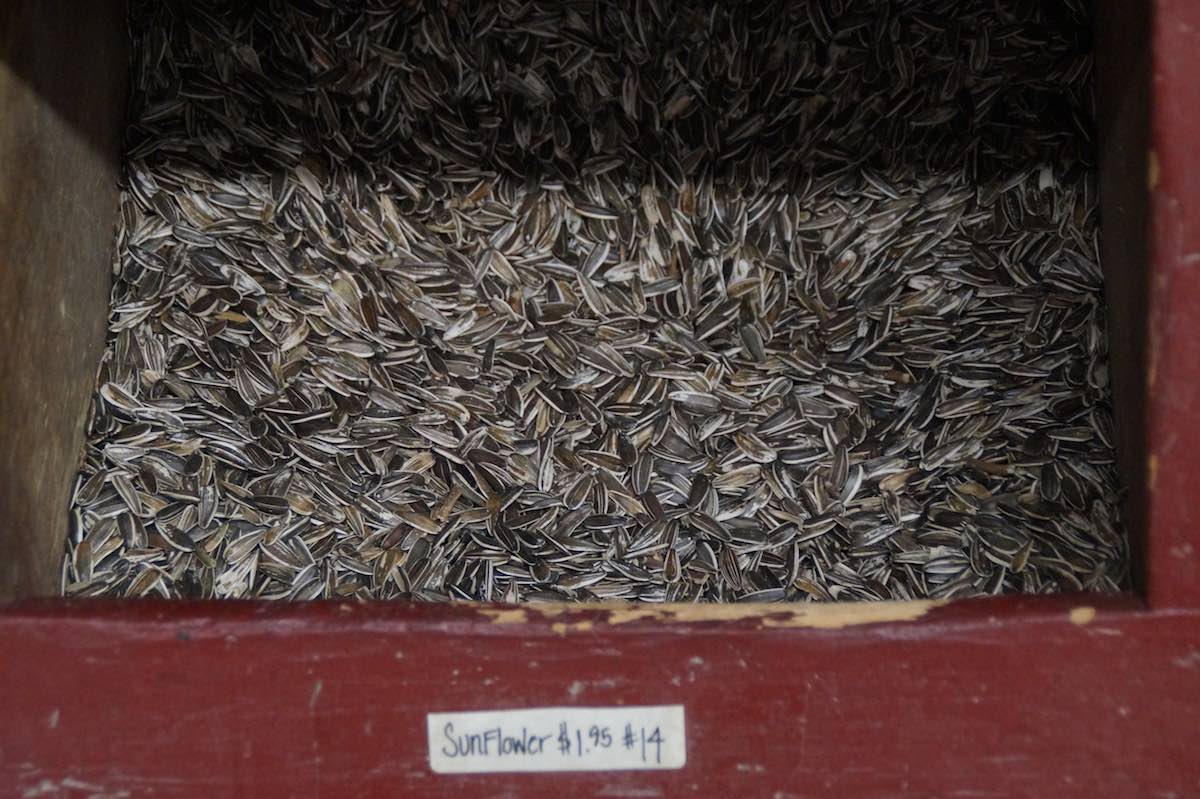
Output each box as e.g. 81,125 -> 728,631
427,705 -> 686,774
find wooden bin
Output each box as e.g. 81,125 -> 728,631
1,1 -> 1196,796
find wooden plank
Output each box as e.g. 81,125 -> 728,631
0,1 -> 126,598
1146,0 -> 1200,609
1094,0 -> 1150,593
0,595 -> 1197,798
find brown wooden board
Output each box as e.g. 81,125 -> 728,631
0,0 -> 126,598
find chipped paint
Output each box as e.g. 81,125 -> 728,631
764,601 -> 944,628
479,600 -> 944,629
551,621 -> 594,635
605,600 -> 944,627
1069,606 -> 1097,626
478,608 -> 529,624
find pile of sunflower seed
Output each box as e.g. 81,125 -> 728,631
63,0 -> 1127,601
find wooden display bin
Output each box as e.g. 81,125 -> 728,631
1,1 -> 1197,796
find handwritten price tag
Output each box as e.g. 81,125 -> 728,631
427,705 -> 686,774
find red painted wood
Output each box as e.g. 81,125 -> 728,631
1146,0 -> 1200,609
0,594 -> 1197,798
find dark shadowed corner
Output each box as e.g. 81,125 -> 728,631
0,0 -> 127,598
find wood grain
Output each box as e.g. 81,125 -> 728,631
0,1 -> 125,597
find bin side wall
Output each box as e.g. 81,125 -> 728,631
1094,0 -> 1150,592
1145,0 -> 1200,607
0,1 -> 126,598
3,595 -> 1199,798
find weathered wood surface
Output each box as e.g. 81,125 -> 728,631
0,1 -> 125,598
1,594 -> 1197,798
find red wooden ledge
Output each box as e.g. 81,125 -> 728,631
2,594 -> 1198,797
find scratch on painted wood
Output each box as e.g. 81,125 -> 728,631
22,777 -> 130,799
550,621 -> 594,635
478,608 -> 529,624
